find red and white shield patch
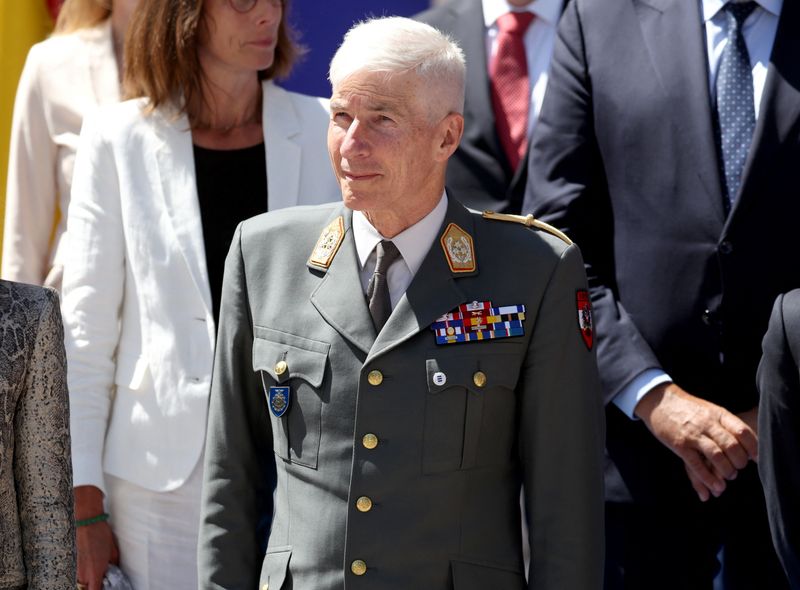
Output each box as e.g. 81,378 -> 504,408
576,290 -> 593,350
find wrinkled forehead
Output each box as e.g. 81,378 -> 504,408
330,69 -> 425,112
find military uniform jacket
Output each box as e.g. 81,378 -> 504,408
198,198 -> 604,590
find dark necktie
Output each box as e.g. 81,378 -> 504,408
489,11 -> 535,172
366,240 -> 401,333
715,1 -> 757,208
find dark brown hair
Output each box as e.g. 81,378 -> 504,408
54,0 -> 111,34
123,0 -> 302,124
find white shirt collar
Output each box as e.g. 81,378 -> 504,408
702,0 -> 781,22
483,0 -> 563,28
353,192 -> 449,277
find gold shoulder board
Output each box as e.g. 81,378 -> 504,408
481,211 -> 573,246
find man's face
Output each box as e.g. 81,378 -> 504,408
327,69 -> 444,215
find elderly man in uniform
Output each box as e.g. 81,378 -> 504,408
198,16 -> 604,590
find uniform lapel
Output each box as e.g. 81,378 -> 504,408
263,82 -> 301,211
309,209 -> 377,356
152,110 -> 213,315
633,0 -> 726,224
366,200 -> 476,363
727,0 -> 800,226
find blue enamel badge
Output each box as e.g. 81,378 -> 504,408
268,386 -> 291,418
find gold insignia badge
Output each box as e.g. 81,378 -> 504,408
308,216 -> 345,269
440,222 -> 476,273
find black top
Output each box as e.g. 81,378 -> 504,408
194,142 -> 267,326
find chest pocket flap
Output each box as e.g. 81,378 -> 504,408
253,325 -> 330,386
253,325 -> 330,469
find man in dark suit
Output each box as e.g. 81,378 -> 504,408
758,291 -> 800,589
524,0 -> 799,587
415,0 -> 563,213
198,16 -> 605,590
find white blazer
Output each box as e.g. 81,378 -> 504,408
2,21 -> 120,288
62,82 -> 340,493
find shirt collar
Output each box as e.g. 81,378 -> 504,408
702,0 -> 781,22
482,0 -> 564,28
353,192 -> 449,276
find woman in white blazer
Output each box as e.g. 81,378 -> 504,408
61,0 -> 339,588
1,0 -> 138,289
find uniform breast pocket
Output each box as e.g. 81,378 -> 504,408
253,326 -> 330,469
423,350 -> 521,475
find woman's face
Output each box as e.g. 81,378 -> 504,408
199,0 -> 283,76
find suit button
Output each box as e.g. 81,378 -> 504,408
362,433 -> 379,449
719,240 -> 733,254
275,361 -> 288,376
473,371 -> 487,388
702,309 -> 721,326
367,370 -> 383,386
356,496 -> 373,512
351,560 -> 367,576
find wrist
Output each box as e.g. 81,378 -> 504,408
74,485 -> 105,521
76,512 -> 109,527
633,381 -> 673,422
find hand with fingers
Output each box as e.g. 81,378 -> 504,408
75,485 -> 120,590
634,382 -> 758,502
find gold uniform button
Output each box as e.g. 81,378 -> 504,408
274,360 -> 288,376
351,560 -> 367,576
362,433 -> 379,450
473,371 -> 487,388
356,496 -> 373,512
367,370 -> 384,386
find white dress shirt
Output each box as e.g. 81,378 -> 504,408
613,0 -> 782,419
354,193 -> 449,310
482,0 -> 564,138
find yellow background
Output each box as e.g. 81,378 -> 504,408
0,1 -> 53,272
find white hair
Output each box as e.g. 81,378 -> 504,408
329,16 -> 466,117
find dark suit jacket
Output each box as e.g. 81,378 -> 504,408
758,290 -> 800,589
524,0 -> 800,503
198,199 -> 605,590
416,0 -> 530,213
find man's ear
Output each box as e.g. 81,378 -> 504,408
435,113 -> 464,162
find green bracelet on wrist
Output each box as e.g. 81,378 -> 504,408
75,512 -> 109,527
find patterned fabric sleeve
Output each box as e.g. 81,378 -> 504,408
14,288 -> 76,589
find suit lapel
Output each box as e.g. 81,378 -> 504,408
152,111 -> 213,315
633,0 -> 726,223
366,200 -> 476,363
727,0 -> 800,225
263,82 -> 301,211
309,209 -> 377,356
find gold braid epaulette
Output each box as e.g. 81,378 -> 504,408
481,211 -> 573,246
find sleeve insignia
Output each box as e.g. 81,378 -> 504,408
577,289 -> 594,350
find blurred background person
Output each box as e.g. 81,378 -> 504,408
1,0 -> 138,289
0,280 -> 74,589
525,0 -> 798,587
758,290 -> 800,589
415,0 -> 562,213
61,0 -> 339,588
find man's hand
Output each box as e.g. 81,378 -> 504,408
634,383 -> 758,502
75,485 -> 120,590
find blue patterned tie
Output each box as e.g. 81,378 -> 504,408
716,1 -> 757,208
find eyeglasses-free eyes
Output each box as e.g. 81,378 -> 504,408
228,0 -> 282,14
